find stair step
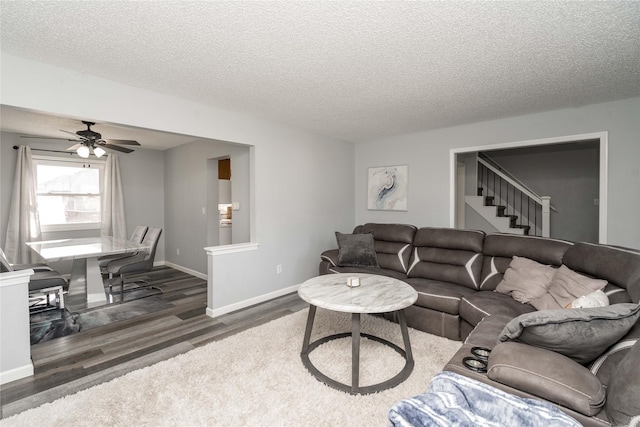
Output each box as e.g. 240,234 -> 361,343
465,196 -> 526,236
512,224 -> 531,235
484,196 -> 495,206
496,206 -> 506,216
477,187 -> 484,196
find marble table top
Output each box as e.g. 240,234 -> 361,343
298,273 -> 418,314
26,236 -> 148,262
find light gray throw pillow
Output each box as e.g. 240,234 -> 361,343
495,256 -> 556,303
530,265 -> 608,310
499,303 -> 640,364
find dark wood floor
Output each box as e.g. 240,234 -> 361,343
0,266 -> 308,419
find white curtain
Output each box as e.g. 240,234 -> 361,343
101,153 -> 127,239
5,145 -> 43,264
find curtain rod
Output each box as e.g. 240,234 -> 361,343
13,145 -> 76,155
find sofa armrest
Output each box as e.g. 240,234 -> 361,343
487,341 -> 606,416
321,249 -> 339,267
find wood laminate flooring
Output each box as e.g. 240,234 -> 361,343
0,265 -> 308,419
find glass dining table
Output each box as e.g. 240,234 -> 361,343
26,236 -> 149,309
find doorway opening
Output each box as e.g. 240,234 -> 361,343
450,132 -> 608,244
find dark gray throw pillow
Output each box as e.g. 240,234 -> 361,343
499,303 -> 640,364
335,232 -> 379,268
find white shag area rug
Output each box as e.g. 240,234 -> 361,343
1,309 -> 461,427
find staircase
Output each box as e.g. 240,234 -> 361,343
466,192 -> 528,235
466,154 -> 551,237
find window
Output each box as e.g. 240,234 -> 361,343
33,156 -> 105,231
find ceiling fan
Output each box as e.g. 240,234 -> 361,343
61,121 -> 140,158
21,120 -> 140,158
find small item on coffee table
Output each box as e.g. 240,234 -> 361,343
471,346 -> 491,361
463,356 -> 487,373
347,276 -> 360,287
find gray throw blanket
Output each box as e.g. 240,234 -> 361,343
388,371 -> 582,427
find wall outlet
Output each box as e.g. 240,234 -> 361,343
594,198 -> 599,206
276,264 -> 282,274
177,248 -> 180,255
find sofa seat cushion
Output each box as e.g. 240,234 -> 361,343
405,278 -> 476,315
460,291 -> 536,327
401,305 -> 462,340
487,342 -> 606,417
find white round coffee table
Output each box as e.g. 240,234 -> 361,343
298,273 -> 418,394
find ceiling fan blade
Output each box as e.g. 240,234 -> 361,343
59,129 -> 82,139
104,139 -> 140,146
102,144 -> 134,154
66,143 -> 83,151
20,134 -> 78,141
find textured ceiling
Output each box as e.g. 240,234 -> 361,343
1,1 -> 639,144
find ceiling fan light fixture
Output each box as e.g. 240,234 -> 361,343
93,146 -> 106,158
77,145 -> 90,158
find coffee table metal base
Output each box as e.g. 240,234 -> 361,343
300,305 -> 414,395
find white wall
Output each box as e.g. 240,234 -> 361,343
356,97 -> 640,250
164,139 -> 251,274
1,53 -> 355,308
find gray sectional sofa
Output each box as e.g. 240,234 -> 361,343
320,223 -> 640,427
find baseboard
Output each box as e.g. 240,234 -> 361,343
157,261 -> 299,319
158,261 -> 207,281
0,363 -> 34,385
206,284 -> 301,319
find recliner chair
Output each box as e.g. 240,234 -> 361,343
105,227 -> 162,300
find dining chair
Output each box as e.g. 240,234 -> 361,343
0,247 -> 53,272
98,225 -> 149,270
0,247 -> 68,312
106,227 -> 162,300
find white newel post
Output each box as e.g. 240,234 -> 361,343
0,269 -> 35,384
541,196 -> 551,238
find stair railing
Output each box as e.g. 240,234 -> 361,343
477,156 -> 552,237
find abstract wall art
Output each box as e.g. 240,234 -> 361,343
367,165 -> 408,211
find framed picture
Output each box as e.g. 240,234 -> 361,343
367,165 -> 408,211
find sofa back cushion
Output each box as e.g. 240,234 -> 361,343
354,223 -> 416,274
480,234 -> 572,291
407,227 -> 485,290
563,242 -> 640,304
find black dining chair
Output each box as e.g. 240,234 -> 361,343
105,227 -> 162,300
